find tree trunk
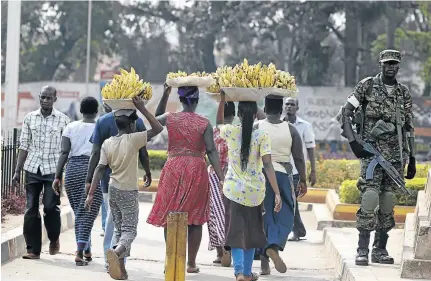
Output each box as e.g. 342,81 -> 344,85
385,5 -> 397,49
423,82 -> 431,97
201,33 -> 217,72
344,3 -> 359,86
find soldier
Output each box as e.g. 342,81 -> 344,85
338,50 -> 416,266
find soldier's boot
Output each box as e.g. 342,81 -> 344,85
355,230 -> 370,266
371,231 -> 394,264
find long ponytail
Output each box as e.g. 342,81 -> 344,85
238,101 -> 258,171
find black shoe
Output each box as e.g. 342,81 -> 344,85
355,230 -> 370,266
371,231 -> 394,264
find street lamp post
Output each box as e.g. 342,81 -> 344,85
85,0 -> 92,96
4,0 -> 22,131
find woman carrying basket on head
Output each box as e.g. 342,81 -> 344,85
217,91 -> 282,281
147,86 -> 224,274
255,96 -> 307,275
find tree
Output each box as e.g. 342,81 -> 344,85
1,1 -> 121,83
372,2 -> 431,96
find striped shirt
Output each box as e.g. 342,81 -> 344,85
19,108 -> 70,175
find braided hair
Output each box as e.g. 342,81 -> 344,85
238,101 -> 258,171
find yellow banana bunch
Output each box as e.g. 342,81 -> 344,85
189,71 -> 209,77
166,71 -> 187,80
274,70 -> 297,91
213,59 -> 280,89
101,67 -> 152,100
207,73 -> 221,93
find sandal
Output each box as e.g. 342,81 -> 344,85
107,249 -> 123,280
266,248 -> 287,273
221,249 -> 232,267
84,250 -> 92,262
75,251 -> 89,266
236,274 -> 245,281
186,266 -> 200,273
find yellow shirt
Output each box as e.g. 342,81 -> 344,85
99,131 -> 147,191
220,124 -> 272,207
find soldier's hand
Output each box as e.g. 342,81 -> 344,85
349,141 -> 374,158
405,157 -> 416,179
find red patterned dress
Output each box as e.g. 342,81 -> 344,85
147,112 -> 210,227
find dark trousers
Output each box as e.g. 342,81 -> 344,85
23,169 -> 61,255
291,174 -> 306,237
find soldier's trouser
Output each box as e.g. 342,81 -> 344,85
356,158 -> 401,232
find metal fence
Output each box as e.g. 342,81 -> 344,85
1,128 -> 24,199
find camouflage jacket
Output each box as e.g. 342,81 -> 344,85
346,73 -> 414,163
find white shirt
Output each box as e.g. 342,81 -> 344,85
286,116 -> 316,175
62,121 -> 96,158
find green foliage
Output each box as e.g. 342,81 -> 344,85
372,2 -> 431,95
339,177 -> 427,206
1,1 -> 121,83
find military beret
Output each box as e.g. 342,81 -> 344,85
379,49 -> 401,63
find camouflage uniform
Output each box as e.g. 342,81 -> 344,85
345,50 -> 414,264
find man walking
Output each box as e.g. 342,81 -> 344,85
338,50 -> 416,266
12,85 -> 70,259
284,97 -> 317,241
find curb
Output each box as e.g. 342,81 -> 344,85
1,205 -> 74,264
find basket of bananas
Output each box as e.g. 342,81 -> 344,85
211,59 -> 298,101
206,73 -> 234,102
166,71 -> 215,88
102,68 -> 152,110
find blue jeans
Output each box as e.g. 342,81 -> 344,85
231,248 -> 255,276
103,193 -> 126,266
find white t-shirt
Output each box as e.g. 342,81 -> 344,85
288,117 -> 316,175
62,121 -> 96,158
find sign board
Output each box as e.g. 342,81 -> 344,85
99,69 -> 120,103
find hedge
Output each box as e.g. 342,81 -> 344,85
146,150 -> 430,187
339,177 -> 427,206
309,160 -> 429,189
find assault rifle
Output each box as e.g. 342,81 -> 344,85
361,141 -> 412,196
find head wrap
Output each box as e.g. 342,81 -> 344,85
178,86 -> 199,106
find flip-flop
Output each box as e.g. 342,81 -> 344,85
107,249 -> 122,280
186,267 -> 200,273
266,248 -> 287,273
221,250 -> 232,267
251,272 -> 259,280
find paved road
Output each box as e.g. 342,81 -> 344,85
1,203 -> 337,281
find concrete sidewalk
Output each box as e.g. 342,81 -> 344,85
1,202 -> 336,281
323,227 -> 430,281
